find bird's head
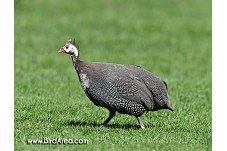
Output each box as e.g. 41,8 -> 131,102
58,39 -> 79,57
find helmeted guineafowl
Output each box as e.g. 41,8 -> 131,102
58,39 -> 173,129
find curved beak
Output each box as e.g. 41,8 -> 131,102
58,48 -> 65,53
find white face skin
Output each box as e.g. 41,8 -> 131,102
62,43 -> 79,57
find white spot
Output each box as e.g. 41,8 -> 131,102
79,73 -> 90,90
73,47 -> 78,57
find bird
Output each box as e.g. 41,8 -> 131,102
58,39 -> 173,129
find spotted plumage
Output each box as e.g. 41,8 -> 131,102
58,39 -> 174,129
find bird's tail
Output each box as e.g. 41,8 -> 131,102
167,103 -> 174,111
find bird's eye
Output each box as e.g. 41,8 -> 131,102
66,46 -> 69,49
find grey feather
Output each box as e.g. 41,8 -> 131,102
76,61 -> 173,116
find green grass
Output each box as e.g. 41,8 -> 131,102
15,0 -> 211,150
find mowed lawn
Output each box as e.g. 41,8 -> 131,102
14,0 -> 211,150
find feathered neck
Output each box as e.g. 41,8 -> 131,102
70,51 -> 80,69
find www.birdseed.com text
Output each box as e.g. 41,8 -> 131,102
27,137 -> 88,145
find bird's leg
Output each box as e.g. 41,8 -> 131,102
136,116 -> 145,129
103,110 -> 116,125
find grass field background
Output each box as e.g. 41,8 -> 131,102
15,0 -> 211,150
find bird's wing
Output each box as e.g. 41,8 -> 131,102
107,74 -> 155,111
